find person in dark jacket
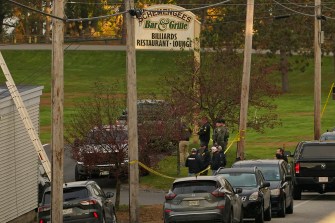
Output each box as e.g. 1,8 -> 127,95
197,116 -> 211,148
210,146 -> 221,175
185,148 -> 203,176
217,145 -> 227,168
275,148 -> 288,162
199,144 -> 211,175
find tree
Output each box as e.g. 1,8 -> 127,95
164,49 -> 281,137
65,82 -> 127,208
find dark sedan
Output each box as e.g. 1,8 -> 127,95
216,167 -> 272,222
38,180 -> 117,223
232,159 -> 294,217
163,175 -> 243,223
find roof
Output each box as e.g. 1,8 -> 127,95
173,175 -> 222,183
44,180 -> 95,192
232,159 -> 282,167
216,167 -> 257,174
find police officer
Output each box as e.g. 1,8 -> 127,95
213,119 -> 229,151
185,148 -> 203,176
197,116 -> 211,148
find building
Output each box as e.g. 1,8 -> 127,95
0,85 -> 43,223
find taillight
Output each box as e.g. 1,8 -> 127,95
39,219 -> 45,223
93,212 -> 99,219
211,189 -> 225,197
80,200 -> 97,205
216,205 -> 225,209
165,192 -> 177,200
164,209 -> 172,213
38,205 -> 50,212
295,162 -> 300,174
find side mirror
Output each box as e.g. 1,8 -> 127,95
106,192 -> 114,198
235,188 -> 243,194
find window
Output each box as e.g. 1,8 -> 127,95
219,173 -> 257,187
43,187 -> 89,204
172,180 -> 217,194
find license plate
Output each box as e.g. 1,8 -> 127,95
319,177 -> 328,183
189,200 -> 199,206
100,170 -> 109,176
63,208 -> 73,215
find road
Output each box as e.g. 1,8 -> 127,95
44,144 -> 335,222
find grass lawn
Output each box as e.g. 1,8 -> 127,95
1,49 -> 335,190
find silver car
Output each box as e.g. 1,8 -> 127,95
163,175 -> 243,223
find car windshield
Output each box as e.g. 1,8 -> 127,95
319,134 -> 335,141
43,187 -> 89,204
219,173 -> 256,187
172,180 -> 217,194
257,166 -> 280,181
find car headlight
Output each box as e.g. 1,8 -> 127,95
249,192 -> 259,201
271,189 -> 281,196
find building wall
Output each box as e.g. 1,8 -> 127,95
0,86 -> 43,223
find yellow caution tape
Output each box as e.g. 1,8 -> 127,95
224,130 -> 243,154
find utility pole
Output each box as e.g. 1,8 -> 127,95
237,0 -> 254,160
125,1 -> 139,222
314,0 -> 322,140
51,0 -> 64,223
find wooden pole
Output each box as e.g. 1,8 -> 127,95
237,0 -> 254,160
314,0 -> 321,140
125,2 -> 139,222
51,0 -> 64,223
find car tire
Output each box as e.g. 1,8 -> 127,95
277,197 -> 286,217
286,198 -> 293,214
293,186 -> 302,200
264,201 -> 272,221
255,204 -> 264,223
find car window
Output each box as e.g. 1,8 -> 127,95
91,183 -> 105,197
43,187 -> 89,204
320,134 -> 335,141
301,145 -> 335,158
172,180 -> 217,194
224,179 -> 234,192
219,173 -> 257,187
256,166 -> 280,181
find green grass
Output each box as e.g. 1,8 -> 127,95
1,50 -> 335,190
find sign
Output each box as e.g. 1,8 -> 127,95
135,4 -> 200,51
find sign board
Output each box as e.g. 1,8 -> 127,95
135,4 -> 201,51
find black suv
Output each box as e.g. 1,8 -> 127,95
289,141 -> 335,200
38,180 -> 117,223
232,159 -> 294,217
215,167 -> 272,222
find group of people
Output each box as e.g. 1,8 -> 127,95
184,116 -> 229,176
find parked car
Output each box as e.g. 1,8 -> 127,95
38,180 -> 117,223
319,131 -> 335,141
215,167 -> 272,222
73,124 -> 128,181
163,175 -> 244,223
288,141 -> 335,200
232,159 -> 294,217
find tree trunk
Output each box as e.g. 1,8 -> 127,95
45,0 -> 51,43
120,0 -> 127,45
280,49 -> 289,93
115,174 -> 122,209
